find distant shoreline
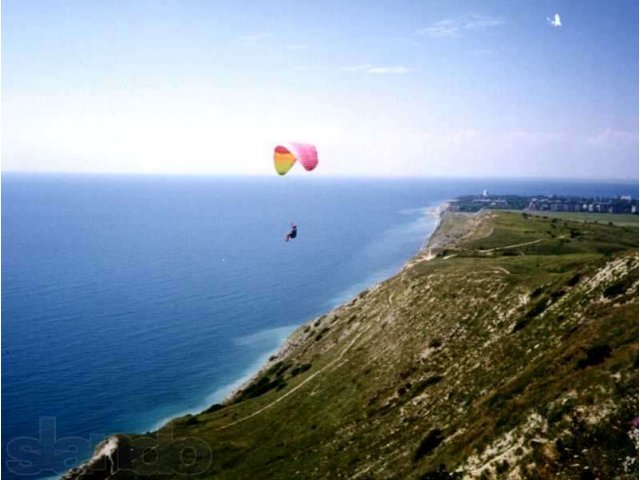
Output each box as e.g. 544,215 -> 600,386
122,201 -> 450,424
222,201 -> 449,405
60,190 -> 639,479
62,200 -> 449,479
67,192 -> 637,476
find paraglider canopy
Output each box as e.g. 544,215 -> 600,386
273,143 -> 318,175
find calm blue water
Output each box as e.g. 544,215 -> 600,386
2,174 -> 637,479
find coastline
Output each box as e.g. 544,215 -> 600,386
223,201 -> 451,404
161,201 -> 449,410
144,324 -> 297,432
61,204 -> 640,479
62,200 -> 451,478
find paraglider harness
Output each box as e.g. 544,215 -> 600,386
286,224 -> 297,241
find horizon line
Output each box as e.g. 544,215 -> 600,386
2,170 -> 639,184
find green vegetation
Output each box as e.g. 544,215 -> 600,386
66,211 -> 638,480
452,211 -> 637,256
415,429 -> 446,461
525,210 -> 639,227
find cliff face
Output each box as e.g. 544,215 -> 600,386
68,211 -> 638,480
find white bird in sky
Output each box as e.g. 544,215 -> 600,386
547,13 -> 562,27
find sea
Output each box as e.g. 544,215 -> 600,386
2,174 -> 637,479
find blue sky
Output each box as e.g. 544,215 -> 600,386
2,0 -> 638,178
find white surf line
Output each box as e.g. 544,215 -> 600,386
213,323 -> 374,431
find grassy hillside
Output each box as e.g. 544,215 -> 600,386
65,211 -> 638,480
523,211 -> 639,228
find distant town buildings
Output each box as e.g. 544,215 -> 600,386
450,193 -> 638,214
527,196 -> 638,214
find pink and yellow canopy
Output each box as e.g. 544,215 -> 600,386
273,143 -> 318,175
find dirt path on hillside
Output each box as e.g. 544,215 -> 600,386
477,238 -> 544,253
213,323 -> 374,431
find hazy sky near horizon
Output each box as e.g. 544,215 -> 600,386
2,0 -> 638,179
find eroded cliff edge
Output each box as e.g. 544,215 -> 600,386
65,210 -> 639,480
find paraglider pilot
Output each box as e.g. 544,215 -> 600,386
285,223 -> 297,242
